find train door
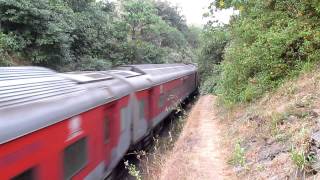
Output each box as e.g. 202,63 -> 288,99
103,96 -> 131,176
118,100 -> 131,153
148,88 -> 156,129
102,103 -> 116,174
131,90 -> 149,144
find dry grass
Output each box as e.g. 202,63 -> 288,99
217,68 -> 320,179
137,108 -> 189,180
158,96 -> 234,180
139,96 -> 235,180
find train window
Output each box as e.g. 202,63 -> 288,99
159,94 -> 165,108
104,116 -> 109,143
12,168 -> 35,180
63,138 -> 88,180
139,100 -> 145,120
120,107 -> 129,132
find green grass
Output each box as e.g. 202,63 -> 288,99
229,140 -> 246,167
124,160 -> 142,180
290,147 -> 307,170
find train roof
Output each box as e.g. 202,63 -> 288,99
62,65 -> 158,92
60,71 -> 135,97
118,63 -> 197,85
0,67 -> 111,144
63,64 -> 197,92
0,66 -> 83,108
0,64 -> 197,144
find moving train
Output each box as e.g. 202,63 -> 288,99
0,64 -> 198,180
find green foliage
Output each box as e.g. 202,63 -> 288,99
121,0 -> 193,64
202,0 -> 320,104
0,0 -> 199,71
199,26 -> 229,70
197,26 -> 229,94
0,0 -> 75,68
122,0 -> 159,41
290,147 -> 307,170
128,40 -> 165,64
154,1 -> 188,33
65,0 -> 95,12
229,140 -> 246,167
124,160 -> 142,180
184,26 -> 201,49
0,32 -> 19,65
200,66 -> 221,94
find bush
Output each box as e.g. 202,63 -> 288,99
209,0 -> 320,104
200,66 -> 221,95
0,32 -> 19,66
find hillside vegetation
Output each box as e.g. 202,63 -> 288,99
217,67 -> 320,179
199,0 -> 320,105
0,0 -> 200,71
197,0 -> 320,178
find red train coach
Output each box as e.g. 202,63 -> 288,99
115,64 -> 198,129
0,64 -> 198,180
0,67 -> 112,180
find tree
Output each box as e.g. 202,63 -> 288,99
202,0 -> 320,103
154,1 -> 188,33
184,26 -> 201,49
0,0 -> 200,70
65,0 -> 94,12
0,0 -> 75,68
122,0 -> 160,41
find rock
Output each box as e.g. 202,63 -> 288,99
266,138 -> 275,145
257,143 -> 288,162
309,110 -> 319,118
311,131 -> 320,148
311,161 -> 320,172
313,109 -> 320,116
287,115 -> 298,122
295,101 -> 306,108
308,131 -> 320,172
233,166 -> 245,174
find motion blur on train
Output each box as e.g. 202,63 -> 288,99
0,64 -> 199,180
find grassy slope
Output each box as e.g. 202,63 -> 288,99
217,65 -> 320,179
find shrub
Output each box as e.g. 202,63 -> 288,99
229,140 -> 246,167
209,0 -> 320,104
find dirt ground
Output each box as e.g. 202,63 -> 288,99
159,95 -> 235,180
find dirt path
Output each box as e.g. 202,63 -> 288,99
159,95 -> 234,180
